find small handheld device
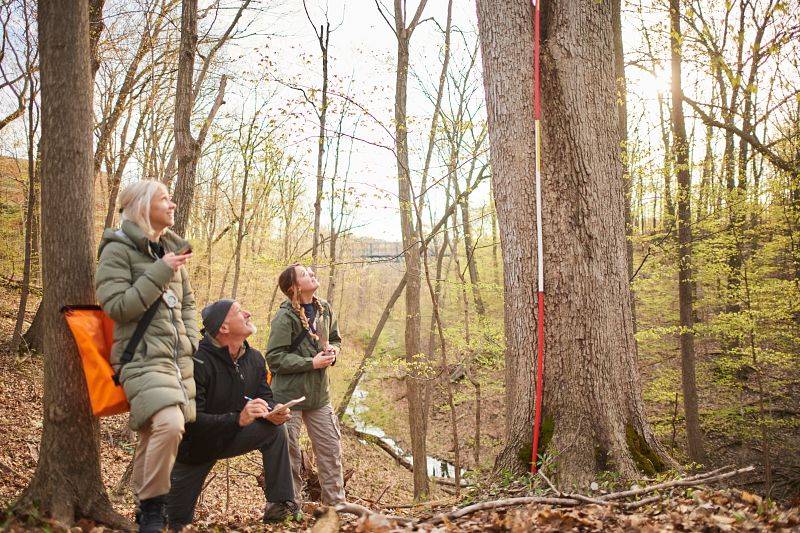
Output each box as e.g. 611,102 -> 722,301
175,244 -> 192,255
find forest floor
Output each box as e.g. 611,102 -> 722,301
1,274 -> 799,531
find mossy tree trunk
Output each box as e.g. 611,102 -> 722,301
475,0 -> 674,486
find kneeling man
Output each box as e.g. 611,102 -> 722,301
167,299 -> 298,530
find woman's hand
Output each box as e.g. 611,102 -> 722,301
312,351 -> 336,369
163,251 -> 192,271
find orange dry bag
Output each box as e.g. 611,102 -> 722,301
62,305 -> 129,417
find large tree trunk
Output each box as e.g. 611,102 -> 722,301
669,0 -> 705,464
172,0 -> 199,237
16,1 -> 127,527
476,0 -> 672,486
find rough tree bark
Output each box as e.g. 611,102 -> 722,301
669,0 -> 705,464
15,1 -> 127,527
172,0 -> 199,237
476,0 -> 673,485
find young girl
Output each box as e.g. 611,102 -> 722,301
266,264 -> 345,505
96,180 -> 199,532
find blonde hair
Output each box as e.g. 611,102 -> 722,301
118,180 -> 167,240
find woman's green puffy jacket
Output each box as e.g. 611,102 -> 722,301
95,220 -> 198,430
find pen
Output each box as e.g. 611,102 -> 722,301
244,396 -> 253,401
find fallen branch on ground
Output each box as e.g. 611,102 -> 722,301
423,496 -> 581,526
344,424 -> 469,490
343,425 -> 412,470
600,465 -> 755,502
383,496 -> 460,509
624,494 -> 662,510
432,476 -> 471,488
334,501 -> 412,525
421,465 -> 755,526
538,470 -> 609,506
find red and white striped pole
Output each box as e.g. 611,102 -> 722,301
530,0 -> 546,475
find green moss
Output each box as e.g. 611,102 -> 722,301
516,416 -> 555,469
626,424 -> 666,476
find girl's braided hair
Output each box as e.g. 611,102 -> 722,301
278,263 -> 324,341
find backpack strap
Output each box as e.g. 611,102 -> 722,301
112,297 -> 162,385
288,329 -> 308,354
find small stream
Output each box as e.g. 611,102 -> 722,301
345,386 -> 465,479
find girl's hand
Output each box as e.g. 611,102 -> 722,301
163,252 -> 192,271
325,345 -> 339,357
312,351 -> 336,369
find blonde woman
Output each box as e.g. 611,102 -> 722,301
266,264 -> 345,505
95,180 -> 198,533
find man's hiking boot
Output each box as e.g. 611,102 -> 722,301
263,500 -> 302,523
138,495 -> 167,533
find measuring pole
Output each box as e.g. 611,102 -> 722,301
530,0 -> 545,475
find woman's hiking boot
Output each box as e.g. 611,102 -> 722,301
138,495 -> 167,533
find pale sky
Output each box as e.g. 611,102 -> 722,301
224,0 -> 491,241
2,0 -> 786,243
226,0 -> 673,242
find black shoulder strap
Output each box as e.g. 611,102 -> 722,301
288,329 -> 308,354
113,297 -> 162,385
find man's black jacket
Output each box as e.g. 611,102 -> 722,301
177,335 -> 276,464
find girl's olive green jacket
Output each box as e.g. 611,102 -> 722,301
265,299 -> 341,411
95,220 -> 199,430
